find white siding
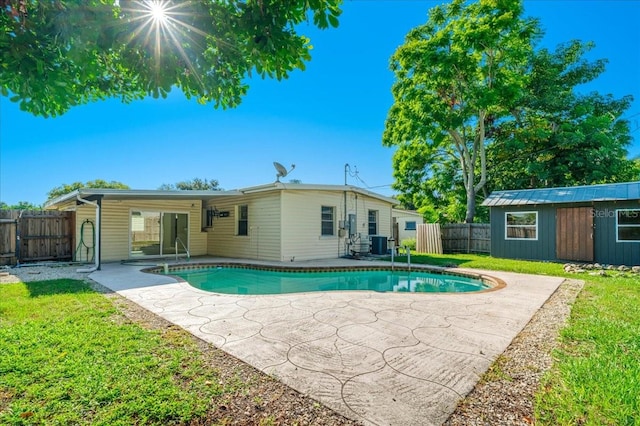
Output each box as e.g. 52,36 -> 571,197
75,205 -> 98,262
280,191 -> 344,261
280,190 -> 394,261
205,192 -> 282,261
100,199 -> 206,262
58,188 -> 395,263
392,209 -> 424,243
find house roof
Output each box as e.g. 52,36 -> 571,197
239,182 -> 398,205
482,181 -> 640,207
44,183 -> 398,209
44,188 -> 243,208
391,208 -> 423,218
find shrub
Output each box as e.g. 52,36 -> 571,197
400,238 -> 416,250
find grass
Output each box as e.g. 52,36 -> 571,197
0,279 -> 238,425
535,274 -> 640,426
387,252 -> 640,425
2,256 -> 639,425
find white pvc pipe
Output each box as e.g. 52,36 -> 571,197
75,195 -> 100,272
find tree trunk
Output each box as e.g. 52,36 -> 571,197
465,187 -> 476,223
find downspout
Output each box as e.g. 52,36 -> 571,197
76,195 -> 100,272
344,164 -> 348,257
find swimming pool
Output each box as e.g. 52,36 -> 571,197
155,264 -> 498,295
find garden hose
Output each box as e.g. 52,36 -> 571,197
75,219 -> 95,262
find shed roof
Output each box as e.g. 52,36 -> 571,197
482,181 -> 640,207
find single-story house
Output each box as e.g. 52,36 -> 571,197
391,208 -> 424,243
482,181 -> 640,265
44,183 -> 399,268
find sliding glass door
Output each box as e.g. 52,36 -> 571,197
162,213 -> 189,255
130,211 -> 188,258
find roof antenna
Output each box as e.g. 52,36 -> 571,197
273,162 -> 296,182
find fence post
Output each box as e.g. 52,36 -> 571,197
440,223 -> 490,255
0,210 -> 74,265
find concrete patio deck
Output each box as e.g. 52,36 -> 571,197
88,258 -> 564,426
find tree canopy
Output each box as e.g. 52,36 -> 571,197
384,0 -> 637,223
47,179 -> 130,200
0,201 -> 41,210
158,178 -> 221,191
383,0 -> 539,223
488,41 -> 639,190
0,0 -> 342,117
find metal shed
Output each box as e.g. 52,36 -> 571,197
482,181 -> 640,266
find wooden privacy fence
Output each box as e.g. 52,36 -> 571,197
0,210 -> 74,266
416,224 -> 443,254
441,223 -> 490,254
416,223 -> 490,255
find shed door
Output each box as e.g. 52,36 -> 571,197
556,207 -> 594,262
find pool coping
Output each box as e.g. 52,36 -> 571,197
88,258 -> 563,425
141,262 -> 507,294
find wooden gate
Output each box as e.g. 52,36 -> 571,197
556,207 -> 593,262
0,210 -> 74,266
416,224 -> 443,254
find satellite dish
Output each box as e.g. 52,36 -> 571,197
273,162 -> 296,182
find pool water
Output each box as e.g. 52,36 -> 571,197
169,267 -> 491,295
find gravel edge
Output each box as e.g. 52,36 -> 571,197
2,265 -> 583,425
443,278 -> 584,426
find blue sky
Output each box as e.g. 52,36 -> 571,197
1,0 -> 639,206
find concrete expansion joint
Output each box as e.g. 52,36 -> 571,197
91,261 -> 564,425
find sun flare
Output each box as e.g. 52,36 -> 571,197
148,1 -> 168,24
121,0 -> 213,90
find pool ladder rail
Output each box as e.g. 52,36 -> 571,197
390,245 -> 411,272
175,237 -> 190,261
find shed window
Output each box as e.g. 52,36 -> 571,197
237,205 -> 248,236
617,209 -> 640,242
505,211 -> 538,240
405,221 -> 417,231
368,210 -> 378,235
321,206 -> 335,236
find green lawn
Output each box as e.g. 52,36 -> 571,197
2,256 -> 639,425
0,279 -> 239,425
390,253 -> 640,425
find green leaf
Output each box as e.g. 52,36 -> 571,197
0,0 -> 343,117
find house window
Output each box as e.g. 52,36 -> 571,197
617,209 -> 640,242
368,210 -> 378,235
237,205 -> 248,236
321,206 -> 335,236
505,211 -> 538,240
405,221 -> 417,231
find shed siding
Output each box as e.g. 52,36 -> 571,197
491,201 -> 640,265
594,201 -> 640,265
490,205 -> 556,261
100,199 -> 206,262
205,192 -> 282,261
